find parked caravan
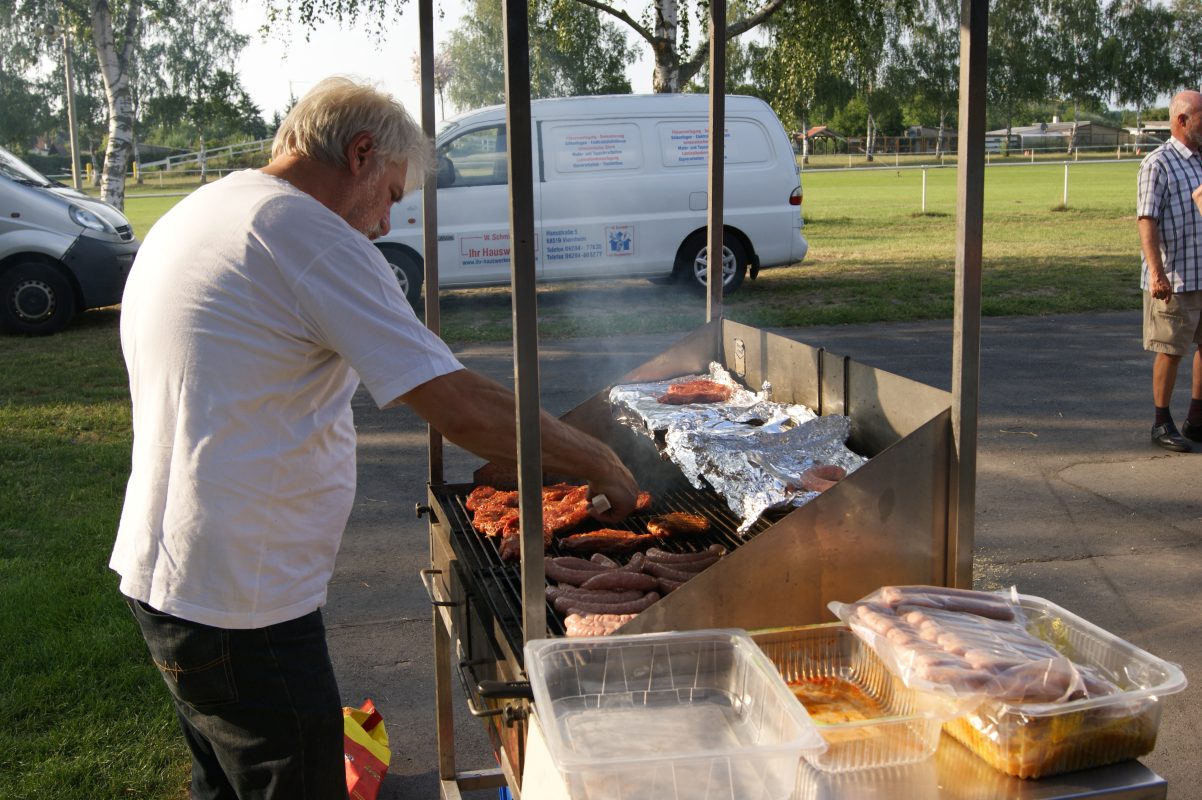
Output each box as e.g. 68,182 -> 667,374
0,146 -> 139,335
376,94 -> 808,303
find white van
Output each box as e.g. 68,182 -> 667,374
0,146 -> 139,335
376,94 -> 807,303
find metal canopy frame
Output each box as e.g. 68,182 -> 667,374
419,1 -> 987,795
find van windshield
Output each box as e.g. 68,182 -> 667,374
0,147 -> 54,187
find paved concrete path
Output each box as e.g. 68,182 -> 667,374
327,310 -> 1200,798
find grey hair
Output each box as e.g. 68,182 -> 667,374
272,76 -> 434,192
1170,90 -> 1202,121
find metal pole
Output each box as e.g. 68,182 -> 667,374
62,21 -> 81,191
922,168 -> 928,214
501,0 -> 546,645
419,0 -> 444,486
1063,162 -> 1069,208
706,0 -> 726,321
950,0 -> 987,589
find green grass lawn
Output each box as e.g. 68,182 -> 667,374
0,311 -> 189,800
0,159 -> 1144,798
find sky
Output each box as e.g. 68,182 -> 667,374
232,0 -> 655,126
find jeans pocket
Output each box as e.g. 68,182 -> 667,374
131,601 -> 238,710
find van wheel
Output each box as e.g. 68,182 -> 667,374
0,262 -> 77,336
679,232 -> 747,294
375,244 -> 424,306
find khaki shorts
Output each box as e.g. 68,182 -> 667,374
1144,290 -> 1202,355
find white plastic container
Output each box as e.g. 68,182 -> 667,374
525,629 -> 826,800
752,624 -> 953,773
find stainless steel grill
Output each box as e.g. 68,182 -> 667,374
425,318 -> 962,796
432,481 -> 782,662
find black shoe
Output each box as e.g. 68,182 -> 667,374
1152,421 -> 1191,452
1182,419 -> 1202,442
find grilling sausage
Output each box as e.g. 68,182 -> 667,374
644,545 -> 726,563
544,558 -> 608,587
565,612 -> 638,637
656,577 -> 685,594
546,586 -> 645,604
657,553 -> 719,573
562,591 -> 661,616
643,561 -> 700,583
580,570 -> 659,592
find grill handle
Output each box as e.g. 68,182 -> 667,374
457,659 -> 530,725
477,679 -> 533,701
419,568 -> 458,608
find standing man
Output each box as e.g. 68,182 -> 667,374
1137,89 -> 1202,452
112,77 -> 639,799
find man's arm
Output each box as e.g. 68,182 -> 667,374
392,369 -> 640,518
1138,216 -> 1172,301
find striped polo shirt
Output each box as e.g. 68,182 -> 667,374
1137,137 -> 1202,293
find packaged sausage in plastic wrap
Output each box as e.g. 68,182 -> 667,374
830,587 -> 1188,778
828,585 -> 1119,707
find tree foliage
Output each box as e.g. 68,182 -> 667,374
0,0 -> 256,206
1103,1 -> 1176,128
1169,0 -> 1202,95
443,0 -> 634,112
987,0 -> 1050,145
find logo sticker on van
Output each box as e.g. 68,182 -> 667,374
461,232 -> 516,267
605,226 -> 634,257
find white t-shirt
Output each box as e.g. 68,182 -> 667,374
111,170 -> 463,629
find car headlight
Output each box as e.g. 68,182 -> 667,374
69,204 -> 117,234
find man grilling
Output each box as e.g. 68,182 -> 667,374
111,76 -> 639,799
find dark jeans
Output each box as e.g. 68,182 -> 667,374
126,597 -> 348,800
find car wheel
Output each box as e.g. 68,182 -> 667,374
0,261 -> 77,336
679,231 -> 747,294
375,244 -> 424,306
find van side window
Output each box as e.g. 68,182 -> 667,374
439,125 -> 508,187
543,123 -> 643,176
657,120 -> 773,167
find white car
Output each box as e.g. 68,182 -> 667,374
0,146 -> 138,334
376,94 -> 807,303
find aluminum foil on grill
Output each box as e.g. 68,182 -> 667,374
608,362 -> 816,435
609,363 -> 866,532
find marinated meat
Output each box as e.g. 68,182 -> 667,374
465,485 -> 517,512
471,483 -> 585,538
645,511 -> 709,538
798,464 -> 847,494
559,528 -> 657,556
657,379 -> 734,405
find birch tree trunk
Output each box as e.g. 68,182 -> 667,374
90,0 -> 140,210
651,0 -> 680,92
800,112 -> 809,165
935,111 -> 946,159
1069,99 -> 1080,156
198,133 -> 208,185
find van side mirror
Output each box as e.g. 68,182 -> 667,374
437,155 -> 456,188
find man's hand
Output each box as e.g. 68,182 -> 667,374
1193,184 -> 1202,217
1150,270 -> 1173,301
587,460 -> 640,524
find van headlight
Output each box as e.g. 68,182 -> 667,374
69,204 -> 117,234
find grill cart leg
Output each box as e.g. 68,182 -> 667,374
427,568 -> 509,799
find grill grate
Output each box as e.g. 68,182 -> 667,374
431,482 -> 782,663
